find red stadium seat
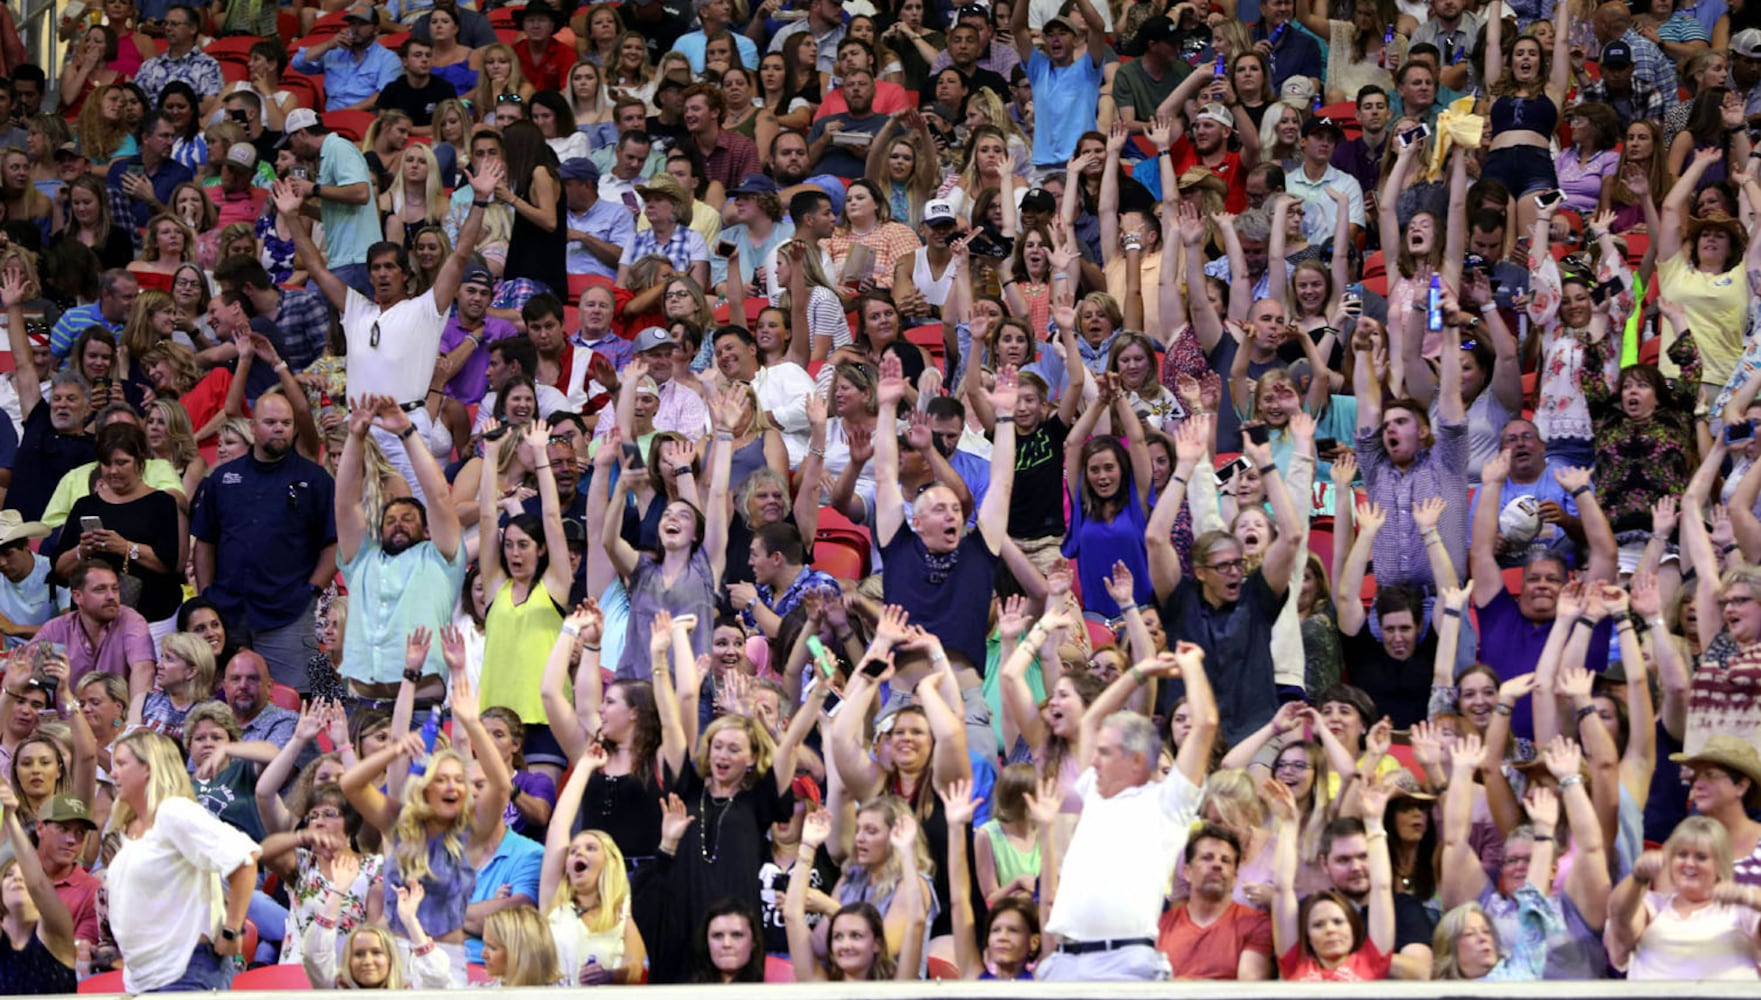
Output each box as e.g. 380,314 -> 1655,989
568,272 -> 616,301
220,60 -> 250,84
1503,566 -> 1524,594
205,35 -> 263,61
712,297 -> 770,325
232,964 -> 315,990
1386,741 -> 1425,781
79,970 -> 127,993
324,109 -> 376,143
489,5 -> 518,27
281,72 -> 324,111
811,538 -> 867,580
1361,251 -> 1385,281
763,954 -> 796,982
269,683 -> 301,712
278,10 -> 299,40
927,956 -> 961,980
1307,528 -> 1333,568
380,30 -> 410,50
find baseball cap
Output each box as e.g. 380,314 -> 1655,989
54,140 -> 85,160
1018,187 -> 1055,213
728,173 -> 780,196
37,795 -> 96,829
955,2 -> 991,19
558,157 -> 601,183
342,1 -> 379,24
922,198 -> 958,226
1599,39 -> 1635,67
1302,115 -> 1344,139
562,519 -> 586,545
632,326 -> 675,353
1280,76 -> 1317,104
1043,14 -> 1077,34
225,143 -> 259,170
1138,15 -> 1178,46
1733,29 -> 1761,59
277,107 -> 324,146
1195,102 -> 1235,128
460,262 -> 495,288
634,375 -> 661,396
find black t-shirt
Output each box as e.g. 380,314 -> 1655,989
1159,573 -> 1281,744
10,403 -> 93,521
55,490 -> 185,621
1352,892 -> 1438,954
619,2 -> 693,58
1340,625 -> 1436,730
1005,415 -> 1068,540
757,845 -> 840,954
375,74 -> 458,127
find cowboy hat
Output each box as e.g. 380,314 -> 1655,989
0,511 -> 50,548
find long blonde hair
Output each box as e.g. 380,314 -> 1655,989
391,142 -> 447,224
105,730 -> 195,836
484,904 -> 562,986
391,748 -> 472,884
847,795 -> 937,900
339,924 -> 409,988
149,398 -> 200,470
473,44 -> 530,121
546,830 -> 630,934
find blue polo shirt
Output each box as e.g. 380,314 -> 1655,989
191,453 -> 337,631
465,828 -> 544,964
1026,49 -> 1104,167
291,40 -> 403,111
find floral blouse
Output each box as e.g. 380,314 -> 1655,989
282,848 -> 385,965
1582,328 -> 1701,529
1525,246 -> 1634,443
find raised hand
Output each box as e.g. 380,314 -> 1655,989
438,623 -> 466,675
1542,733 -> 1583,780
449,668 -> 481,729
938,779 -> 980,827
1632,849 -> 1664,884
1413,496 -> 1447,532
1365,716 -> 1393,761
1261,775 -> 1299,823
404,626 -> 432,675
566,598 -> 605,643
801,806 -> 832,849
659,793 -> 696,846
889,811 -> 921,855
649,609 -> 675,659
1482,449 -> 1510,485
1556,662 -> 1595,701
1522,782 -> 1559,829
468,157 -> 506,200
1359,774 -> 1394,820
997,594 -> 1030,642
1553,465 -> 1592,495
1630,570 -> 1661,618
1356,501 -> 1388,536
294,699 -> 325,743
1651,495 -> 1679,539
1173,415 -> 1209,463
1497,672 -> 1537,707
1440,583 -> 1469,612
1102,560 -> 1136,607
1330,448 -> 1358,488
1022,775 -> 1062,828
1451,731 -> 1487,774
331,850 -> 363,891
872,604 -> 911,647
876,352 -> 909,408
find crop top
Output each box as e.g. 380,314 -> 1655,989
1490,93 -> 1558,136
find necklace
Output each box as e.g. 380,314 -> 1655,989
698,783 -> 734,863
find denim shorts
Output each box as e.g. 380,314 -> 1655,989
1481,144 -> 1558,197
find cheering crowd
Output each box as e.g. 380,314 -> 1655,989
1,0 -> 1761,988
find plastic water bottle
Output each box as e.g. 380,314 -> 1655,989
1380,24 -> 1394,66
408,708 -> 442,777
75,940 -> 91,983
1427,274 -> 1444,333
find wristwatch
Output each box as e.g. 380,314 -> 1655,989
219,925 -> 240,943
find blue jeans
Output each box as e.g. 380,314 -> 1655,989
1545,435 -> 1596,469
248,890 -> 288,965
252,597 -> 320,694
156,943 -> 234,992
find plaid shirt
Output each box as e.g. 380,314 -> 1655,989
135,47 -> 225,104
1578,77 -> 1668,129
620,223 -> 709,276
1621,29 -> 1678,97
270,287 -> 332,371
745,565 -> 839,631
1353,417 -> 1469,592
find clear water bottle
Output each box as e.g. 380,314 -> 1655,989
75,939 -> 91,983
1427,274 -> 1444,333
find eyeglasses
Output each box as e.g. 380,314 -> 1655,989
547,434 -> 573,446
305,808 -> 343,822
1274,758 -> 1312,773
664,289 -> 691,300
173,276 -> 203,288
1205,558 -> 1247,575
1719,594 -> 1757,609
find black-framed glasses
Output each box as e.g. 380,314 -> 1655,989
1205,558 -> 1247,575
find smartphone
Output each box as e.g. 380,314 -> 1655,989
621,442 -> 644,468
715,239 -> 736,258
862,654 -> 889,678
1727,420 -> 1755,445
817,678 -> 844,717
1534,189 -> 1565,209
1314,437 -> 1338,454
1245,423 -> 1271,445
126,163 -> 145,176
80,516 -> 103,534
291,166 -> 308,181
482,425 -> 509,441
1590,273 -> 1628,305
621,191 -> 640,213
228,109 -> 248,125
1397,122 -> 1431,149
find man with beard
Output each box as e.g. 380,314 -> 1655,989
591,327 -> 710,438
805,69 -> 888,179
1155,823 -> 1273,979
1013,0 -> 1107,171
35,796 -> 101,946
435,263 -> 516,411
334,395 -> 465,708
30,561 -> 154,693
1470,448 -> 1616,739
892,199 -> 959,322
1474,418 -> 1584,566
1165,102 -> 1256,212
220,651 -> 298,748
765,131 -> 846,219
193,389 -> 337,693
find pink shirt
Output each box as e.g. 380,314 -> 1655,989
31,608 -> 157,687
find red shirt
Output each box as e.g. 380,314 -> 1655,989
812,80 -> 913,121
1278,941 -> 1392,982
207,185 -> 268,228
515,38 -> 574,92
1170,137 -> 1248,213
1157,901 -> 1273,979
52,865 -> 101,946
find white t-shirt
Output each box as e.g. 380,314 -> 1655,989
109,797 -> 261,993
1044,766 -> 1201,942
342,287 -> 446,405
